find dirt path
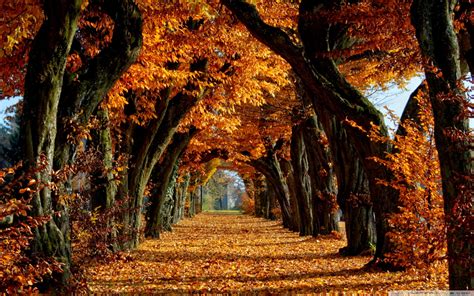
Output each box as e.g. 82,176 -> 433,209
85,213 -> 447,294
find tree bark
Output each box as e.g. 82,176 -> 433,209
91,108 -> 117,211
411,0 -> 473,289
158,165 -> 178,233
21,0 -> 82,284
319,115 -> 375,255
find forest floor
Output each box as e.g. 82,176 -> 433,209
85,213 -> 448,294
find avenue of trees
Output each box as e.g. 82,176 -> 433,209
0,0 -> 472,292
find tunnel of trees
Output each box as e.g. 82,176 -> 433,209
0,0 -> 472,293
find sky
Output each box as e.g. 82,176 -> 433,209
366,76 -> 423,133
0,96 -> 20,125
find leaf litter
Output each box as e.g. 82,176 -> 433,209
85,213 -> 448,294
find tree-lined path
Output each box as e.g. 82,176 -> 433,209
85,213 -> 447,294
1,0 -> 471,293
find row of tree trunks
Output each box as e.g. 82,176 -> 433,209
172,174 -> 191,224
222,0 -> 399,264
250,115 -> 341,239
117,59 -> 208,249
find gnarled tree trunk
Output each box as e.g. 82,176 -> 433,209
145,128 -> 196,238
330,119 -> 375,255
302,115 -> 339,236
251,155 -> 294,229
21,0 -> 83,284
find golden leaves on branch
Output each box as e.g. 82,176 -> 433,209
369,90 -> 446,271
0,0 -> 42,97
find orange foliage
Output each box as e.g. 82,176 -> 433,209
328,0 -> 422,89
0,0 -> 43,97
240,193 -> 255,215
370,90 -> 446,271
0,163 -> 62,294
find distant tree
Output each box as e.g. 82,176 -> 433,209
0,112 -> 20,168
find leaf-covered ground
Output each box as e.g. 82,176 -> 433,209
85,213 -> 448,294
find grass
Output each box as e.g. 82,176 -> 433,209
203,210 -> 243,215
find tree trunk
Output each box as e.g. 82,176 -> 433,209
91,109 -> 117,211
195,185 -> 203,214
145,128 -> 196,238
322,117 -> 376,255
189,189 -> 197,217
159,166 -> 178,233
412,1 -> 473,289
251,156 -> 294,229
242,175 -> 257,215
21,0 -> 82,285
302,115 -> 339,235
172,174 -> 190,224
290,123 -> 313,236
280,159 -> 301,232
263,183 -> 277,220
253,173 -> 266,217
169,176 -> 180,226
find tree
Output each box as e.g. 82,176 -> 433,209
20,1 -> 85,284
411,0 -> 472,289
0,111 -> 21,168
371,91 -> 446,273
3,0 -> 143,284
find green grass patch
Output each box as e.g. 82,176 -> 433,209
203,210 -> 243,215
